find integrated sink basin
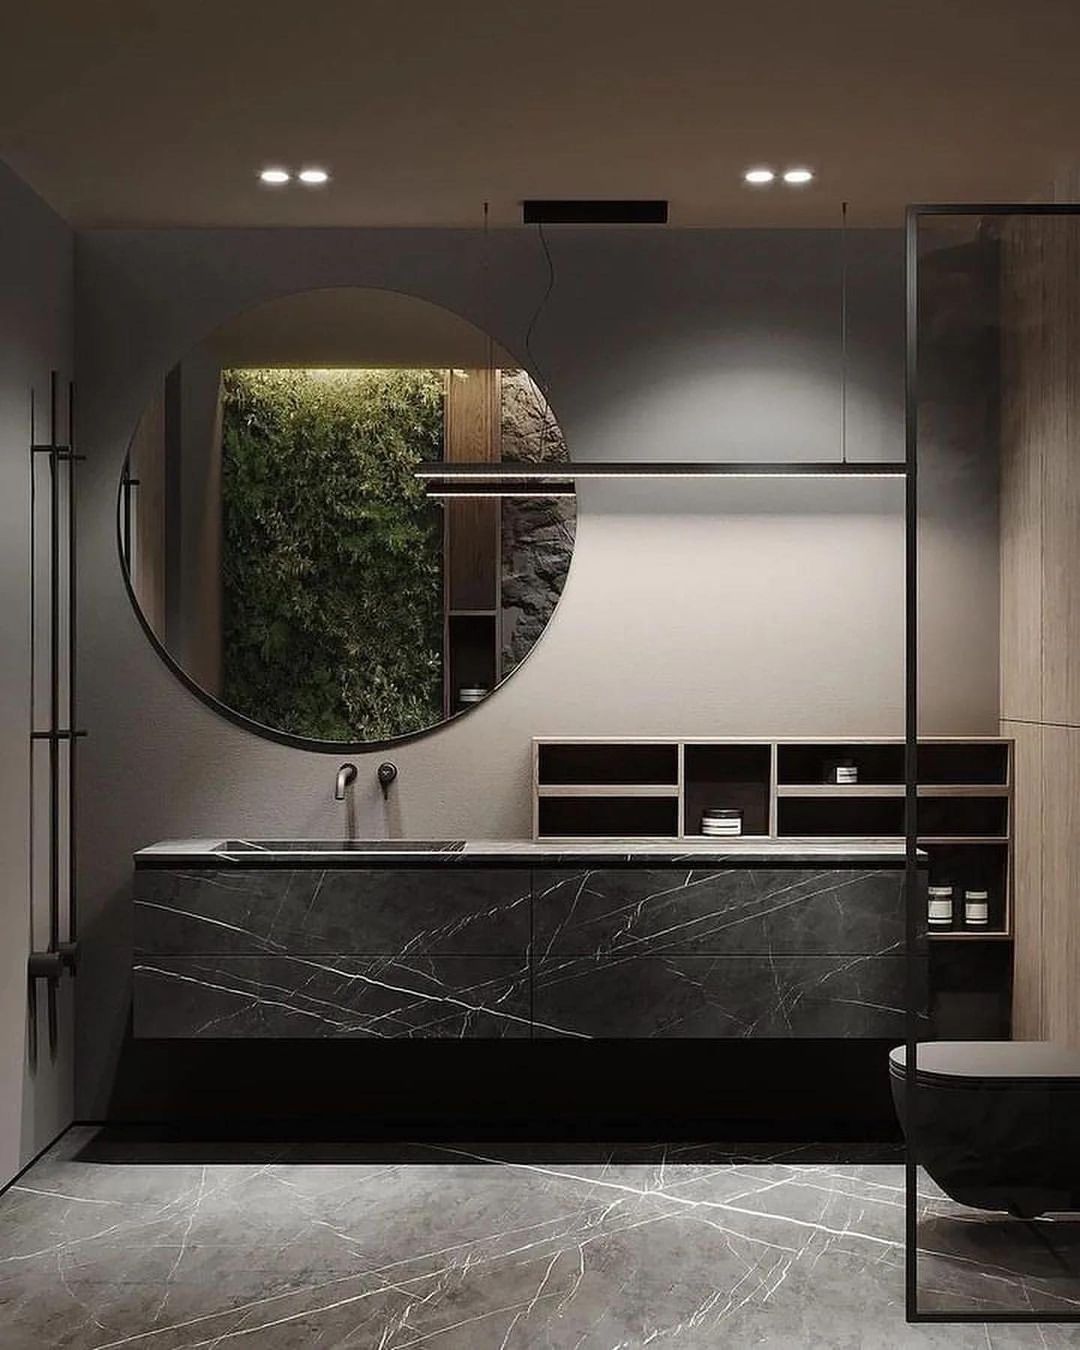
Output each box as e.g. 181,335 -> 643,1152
138,838 -> 916,866
216,839 -> 465,856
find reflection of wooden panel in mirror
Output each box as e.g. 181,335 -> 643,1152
444,368 -> 501,713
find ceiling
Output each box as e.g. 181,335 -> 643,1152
3,0 -> 1078,229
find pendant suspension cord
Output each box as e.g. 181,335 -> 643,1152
482,200 -> 494,450
525,219 -> 558,461
841,199 -> 848,466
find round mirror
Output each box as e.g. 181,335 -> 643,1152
119,287 -> 576,746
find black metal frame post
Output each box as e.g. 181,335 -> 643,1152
904,203 -> 920,1323
904,202 -> 1080,1326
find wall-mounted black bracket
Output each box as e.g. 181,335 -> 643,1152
27,951 -> 64,981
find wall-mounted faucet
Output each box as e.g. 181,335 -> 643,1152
334,763 -> 358,800
377,761 -> 398,797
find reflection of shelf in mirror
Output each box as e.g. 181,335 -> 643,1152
537,784 -> 680,798
448,609 -> 497,617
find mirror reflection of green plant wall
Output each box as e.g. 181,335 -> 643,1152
220,368 -> 444,741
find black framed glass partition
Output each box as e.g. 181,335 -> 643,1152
906,205 -> 1080,1324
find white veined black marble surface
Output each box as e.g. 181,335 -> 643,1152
0,1128 -> 1077,1348
135,838 -> 919,866
133,866 -> 925,1039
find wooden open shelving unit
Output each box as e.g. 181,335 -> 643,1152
532,736 -> 1014,940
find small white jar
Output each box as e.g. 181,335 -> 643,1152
964,890 -> 990,927
701,808 -> 743,837
928,885 -> 954,927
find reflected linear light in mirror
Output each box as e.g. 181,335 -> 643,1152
418,460 -> 907,495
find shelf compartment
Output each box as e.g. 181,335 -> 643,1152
777,795 -> 905,838
537,742 -> 679,787
917,795 -> 1009,839
777,742 -> 904,786
917,742 -> 1010,786
921,841 -> 1009,936
683,743 -> 772,837
537,795 -> 679,839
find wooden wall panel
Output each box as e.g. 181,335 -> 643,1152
1000,217 -> 1080,1044
1041,221 -> 1080,725
1042,726 -> 1080,1047
999,221 -> 1051,722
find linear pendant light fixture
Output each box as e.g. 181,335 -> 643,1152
420,196 -> 907,497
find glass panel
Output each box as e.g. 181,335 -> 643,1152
910,207 -> 1080,1322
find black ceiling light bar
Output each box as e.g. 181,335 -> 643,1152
522,200 -> 669,225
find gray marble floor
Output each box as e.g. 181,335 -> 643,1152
0,1129 -> 1078,1348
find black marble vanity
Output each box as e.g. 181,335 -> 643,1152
133,841 -> 925,1039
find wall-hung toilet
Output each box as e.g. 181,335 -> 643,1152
890,1041 -> 1080,1218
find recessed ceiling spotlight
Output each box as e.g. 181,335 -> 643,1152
298,167 -> 330,185
259,167 -> 291,185
783,167 -> 814,185
743,167 -> 775,185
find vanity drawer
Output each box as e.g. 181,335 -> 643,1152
134,955 -> 531,1039
134,867 -> 532,957
533,953 -> 915,1039
532,867 -> 909,957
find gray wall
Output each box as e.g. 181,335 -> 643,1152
0,161 -> 74,1181
74,226 -> 997,1117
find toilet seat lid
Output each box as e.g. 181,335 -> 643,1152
890,1041 -> 1080,1086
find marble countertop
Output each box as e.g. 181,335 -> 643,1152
135,838 -> 920,867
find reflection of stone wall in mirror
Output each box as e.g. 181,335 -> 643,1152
500,370 -> 575,671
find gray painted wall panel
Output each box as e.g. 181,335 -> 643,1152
0,161 -> 75,1182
